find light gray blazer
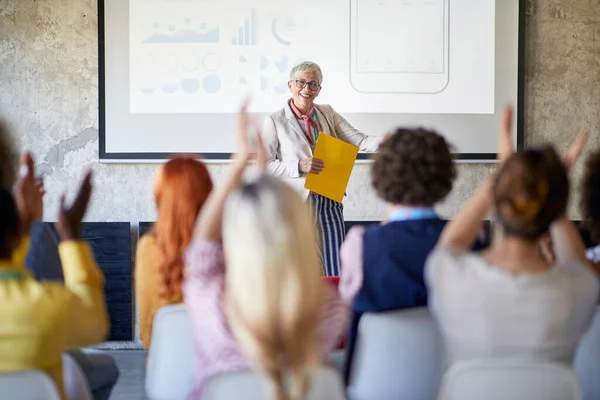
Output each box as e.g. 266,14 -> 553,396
263,103 -> 381,199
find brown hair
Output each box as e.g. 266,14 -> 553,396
0,120 -> 19,189
493,145 -> 568,240
153,156 -> 213,299
581,149 -> 600,243
371,128 -> 456,206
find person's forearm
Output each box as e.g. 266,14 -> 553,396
550,216 -> 588,265
439,180 -> 494,250
193,162 -> 245,241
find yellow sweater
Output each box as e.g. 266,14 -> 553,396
135,233 -> 183,349
0,238 -> 109,399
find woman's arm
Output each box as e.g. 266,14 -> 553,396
438,181 -> 494,251
339,226 -> 365,304
550,216 -> 588,265
318,284 -> 350,353
262,116 -> 302,178
134,235 -> 160,349
438,106 -> 515,251
328,106 -> 381,152
58,172 -> 110,347
193,101 -> 262,241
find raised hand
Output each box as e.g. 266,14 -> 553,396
13,152 -> 44,232
563,130 -> 589,170
55,170 -> 93,241
233,98 -> 255,165
498,104 -> 514,163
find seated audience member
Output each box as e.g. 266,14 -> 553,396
135,156 -> 213,348
339,128 -> 456,380
581,148 -> 600,263
0,120 -> 118,400
183,102 -> 348,399
0,153 -> 111,400
426,107 -> 599,367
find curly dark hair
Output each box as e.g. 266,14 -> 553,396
371,128 -> 456,206
580,149 -> 600,243
0,120 -> 19,189
493,145 -> 568,241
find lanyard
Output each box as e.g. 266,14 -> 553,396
0,270 -> 24,281
311,112 -> 320,144
388,208 -> 438,222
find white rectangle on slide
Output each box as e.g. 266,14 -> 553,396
128,0 -> 495,114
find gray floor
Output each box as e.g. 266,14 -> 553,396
106,350 -> 148,400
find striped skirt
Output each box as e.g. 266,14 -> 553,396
308,193 -> 345,276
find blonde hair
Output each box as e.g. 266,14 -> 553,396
222,176 -> 323,400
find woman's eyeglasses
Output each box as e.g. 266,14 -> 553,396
292,79 -> 321,91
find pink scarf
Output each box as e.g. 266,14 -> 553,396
289,99 -> 319,144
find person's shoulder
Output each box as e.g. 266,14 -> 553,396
136,233 -> 162,267
426,245 -> 479,281
565,260 -> 600,288
37,281 -> 78,306
315,104 -> 335,114
138,232 -> 158,252
268,107 -> 287,120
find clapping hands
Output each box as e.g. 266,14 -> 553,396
55,170 -> 93,241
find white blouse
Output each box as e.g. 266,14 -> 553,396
426,246 -> 599,366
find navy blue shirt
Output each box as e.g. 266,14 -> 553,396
344,218 -> 484,381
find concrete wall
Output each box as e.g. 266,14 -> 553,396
1,0 -> 599,226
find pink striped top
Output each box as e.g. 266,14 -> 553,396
183,239 -> 349,399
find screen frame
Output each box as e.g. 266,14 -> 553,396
98,0 -> 526,161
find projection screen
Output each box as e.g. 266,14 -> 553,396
99,0 -> 524,161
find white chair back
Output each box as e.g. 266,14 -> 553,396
347,307 -> 443,400
203,366 -> 345,400
574,305 -> 600,400
62,352 -> 94,400
438,360 -> 582,400
0,370 -> 61,400
146,304 -> 195,400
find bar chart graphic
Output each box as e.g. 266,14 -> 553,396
232,9 -> 257,46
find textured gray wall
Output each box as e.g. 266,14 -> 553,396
1,0 -> 599,225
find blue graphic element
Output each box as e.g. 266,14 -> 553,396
203,75 -> 221,93
232,9 -> 257,46
181,79 -> 200,93
274,84 -> 287,94
160,83 -> 178,93
261,78 -> 268,91
251,9 -> 257,45
274,56 -> 289,72
271,19 -> 291,46
239,77 -> 248,84
260,56 -> 268,69
144,27 -> 219,43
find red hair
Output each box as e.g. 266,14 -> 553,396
153,156 -> 213,299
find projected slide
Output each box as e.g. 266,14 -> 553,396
129,0 -> 495,114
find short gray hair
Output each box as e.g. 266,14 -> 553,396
289,61 -> 323,84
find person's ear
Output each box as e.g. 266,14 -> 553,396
288,80 -> 293,92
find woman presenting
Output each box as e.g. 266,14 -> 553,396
263,61 -> 381,276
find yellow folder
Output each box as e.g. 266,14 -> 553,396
305,134 -> 359,203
